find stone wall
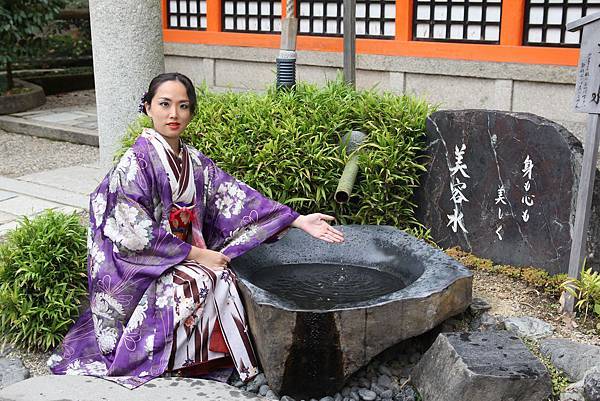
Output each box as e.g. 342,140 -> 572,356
164,42 -> 586,142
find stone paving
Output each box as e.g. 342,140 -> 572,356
0,376 -> 267,401
0,105 -> 102,236
0,164 -> 104,236
0,105 -> 98,146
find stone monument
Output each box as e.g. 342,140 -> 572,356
415,110 -> 600,274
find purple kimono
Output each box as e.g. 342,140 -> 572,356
47,129 -> 299,388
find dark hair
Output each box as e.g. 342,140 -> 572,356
140,72 -> 197,115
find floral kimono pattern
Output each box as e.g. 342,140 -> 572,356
48,129 -> 299,388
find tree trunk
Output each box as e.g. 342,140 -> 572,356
6,61 -> 14,91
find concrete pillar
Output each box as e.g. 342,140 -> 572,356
89,0 -> 165,167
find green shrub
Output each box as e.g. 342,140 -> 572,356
0,210 -> 88,351
120,80 -> 434,232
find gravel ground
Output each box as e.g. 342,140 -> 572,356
472,269 -> 600,346
31,89 -> 96,111
0,129 -> 98,177
0,90 -> 98,177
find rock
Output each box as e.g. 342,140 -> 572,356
470,312 -> 502,331
503,316 -> 554,339
377,374 -> 393,389
414,109 -> 600,274
560,380 -> 585,401
412,331 -> 552,401
341,387 -> 351,397
381,389 -> 393,398
584,366 -> 600,401
334,393 -> 343,401
394,387 -> 417,401
0,376 -> 265,400
246,373 -> 267,393
280,396 -> 296,401
357,388 -> 377,401
319,397 -> 334,401
0,358 -> 30,388
265,390 -> 277,400
539,338 -> 600,381
370,383 -> 386,395
232,225 -> 472,399
439,316 -> 463,332
469,297 -> 492,314
232,379 -> 244,388
350,390 -> 360,401
378,365 -> 393,377
259,384 -> 270,396
358,377 -> 371,388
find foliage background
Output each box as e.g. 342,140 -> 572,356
121,80 -> 434,234
0,0 -> 66,90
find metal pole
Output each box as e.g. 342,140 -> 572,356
276,0 -> 298,89
343,0 -> 356,87
562,113 -> 600,313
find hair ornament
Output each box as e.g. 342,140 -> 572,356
138,91 -> 148,114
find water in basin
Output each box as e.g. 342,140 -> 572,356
249,263 -> 406,309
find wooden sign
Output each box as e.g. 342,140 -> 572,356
570,13 -> 600,114
562,12 -> 600,313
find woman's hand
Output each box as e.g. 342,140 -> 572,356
292,213 -> 344,243
187,246 -> 231,270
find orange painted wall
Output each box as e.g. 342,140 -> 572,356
162,0 -> 579,67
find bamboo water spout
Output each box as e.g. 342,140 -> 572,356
335,130 -> 366,203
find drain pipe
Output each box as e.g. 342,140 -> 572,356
335,130 -> 366,203
276,0 -> 298,89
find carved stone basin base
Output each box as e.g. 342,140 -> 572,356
231,225 -> 473,399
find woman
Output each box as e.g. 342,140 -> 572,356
47,72 -> 344,388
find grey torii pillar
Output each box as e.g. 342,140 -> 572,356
561,12 -> 600,314
89,0 -> 165,167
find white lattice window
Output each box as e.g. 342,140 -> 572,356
414,0 -> 502,43
525,0 -> 600,46
223,0 -> 282,32
168,0 -> 208,30
299,0 -> 396,38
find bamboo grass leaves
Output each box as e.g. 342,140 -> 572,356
122,79 -> 434,231
0,210 -> 88,351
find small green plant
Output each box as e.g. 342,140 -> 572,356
0,210 -> 88,351
445,247 -> 567,297
561,261 -> 600,322
522,338 -> 570,400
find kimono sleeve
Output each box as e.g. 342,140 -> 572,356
96,148 -> 192,266
202,159 -> 300,259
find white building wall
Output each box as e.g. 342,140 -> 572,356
164,42 -> 586,141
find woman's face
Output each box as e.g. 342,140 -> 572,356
146,80 -> 192,142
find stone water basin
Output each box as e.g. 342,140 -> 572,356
230,225 -> 472,399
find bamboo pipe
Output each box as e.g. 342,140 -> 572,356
335,130 -> 366,203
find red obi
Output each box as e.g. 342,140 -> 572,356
168,205 -> 195,241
